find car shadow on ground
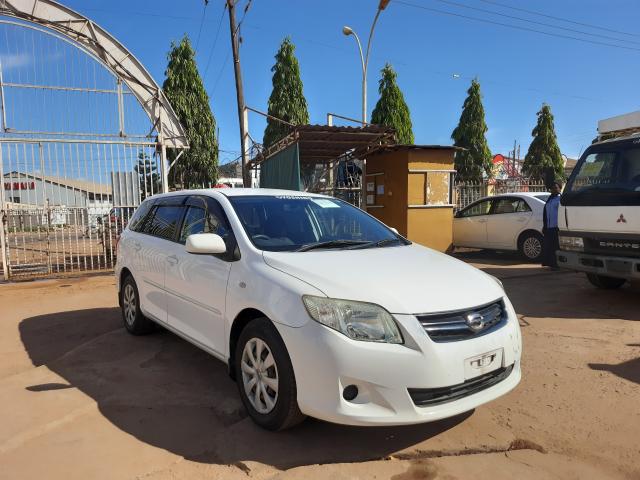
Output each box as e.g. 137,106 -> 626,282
19,308 -> 470,468
452,249 -> 530,267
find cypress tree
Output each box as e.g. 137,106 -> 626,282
523,104 -> 564,182
370,63 -> 414,144
163,36 -> 218,188
263,37 -> 309,148
451,79 -> 492,182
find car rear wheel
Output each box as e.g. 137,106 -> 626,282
586,273 -> 626,289
519,231 -> 543,262
235,318 -> 306,431
121,276 -> 155,335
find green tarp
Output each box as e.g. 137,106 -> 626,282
260,143 -> 301,191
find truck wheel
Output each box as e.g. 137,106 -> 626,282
586,273 -> 626,289
518,231 -> 543,262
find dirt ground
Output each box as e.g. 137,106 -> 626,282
0,252 -> 638,480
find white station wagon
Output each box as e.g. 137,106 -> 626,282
116,189 -> 522,430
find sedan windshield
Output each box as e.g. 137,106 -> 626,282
228,195 -> 408,252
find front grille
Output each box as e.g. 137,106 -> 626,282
408,364 -> 514,407
416,300 -> 505,342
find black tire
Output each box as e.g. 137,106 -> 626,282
518,231 -> 544,262
120,275 -> 155,335
234,317 -> 306,431
586,273 -> 627,289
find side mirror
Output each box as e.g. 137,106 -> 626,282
389,227 -> 399,235
185,233 -> 226,255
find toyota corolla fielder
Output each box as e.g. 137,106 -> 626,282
115,189 -> 521,430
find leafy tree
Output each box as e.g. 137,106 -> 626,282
370,63 -> 414,144
522,104 -> 564,182
451,79 -> 492,182
263,37 -> 310,148
162,36 -> 218,188
134,151 -> 160,199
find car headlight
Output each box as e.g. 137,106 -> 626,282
302,295 -> 403,344
559,236 -> 584,252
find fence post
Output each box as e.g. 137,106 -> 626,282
0,144 -> 8,280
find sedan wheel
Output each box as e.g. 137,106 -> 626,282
120,275 -> 155,335
241,338 -> 279,414
519,232 -> 543,262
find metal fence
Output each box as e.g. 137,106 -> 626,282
0,17 -> 170,280
454,180 -> 548,211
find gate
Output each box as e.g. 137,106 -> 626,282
0,2 -> 187,280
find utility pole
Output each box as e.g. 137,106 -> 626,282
227,0 -> 250,187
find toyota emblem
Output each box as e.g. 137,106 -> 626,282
465,312 -> 486,331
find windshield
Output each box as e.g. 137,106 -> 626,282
563,145 -> 640,206
228,195 -> 407,252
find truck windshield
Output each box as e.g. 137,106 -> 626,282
563,145 -> 640,206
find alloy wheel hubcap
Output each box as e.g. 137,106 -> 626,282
241,338 -> 278,414
123,284 -> 136,326
524,237 -> 542,259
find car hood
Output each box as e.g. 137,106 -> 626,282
262,244 -> 504,314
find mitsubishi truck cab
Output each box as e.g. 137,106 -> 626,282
557,112 -> 640,288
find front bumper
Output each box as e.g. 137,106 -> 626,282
557,250 -> 640,280
275,297 -> 522,426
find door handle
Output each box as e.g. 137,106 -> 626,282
478,219 -> 488,223
167,255 -> 178,265
133,241 -> 141,251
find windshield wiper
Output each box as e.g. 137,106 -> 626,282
350,237 -> 405,250
296,240 -> 370,252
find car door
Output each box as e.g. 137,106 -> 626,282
453,199 -> 492,248
487,197 -> 533,249
164,195 -> 234,356
133,197 -> 186,323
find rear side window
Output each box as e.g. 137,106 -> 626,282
128,201 -> 153,232
145,205 -> 184,241
492,198 -> 531,214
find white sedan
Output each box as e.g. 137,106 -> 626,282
453,192 -> 550,261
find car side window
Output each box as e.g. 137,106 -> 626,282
460,199 -> 491,217
179,196 -> 231,245
492,198 -> 519,214
515,199 -> 532,212
145,205 -> 184,241
128,200 -> 154,233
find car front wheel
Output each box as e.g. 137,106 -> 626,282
121,275 -> 155,335
235,318 -> 306,431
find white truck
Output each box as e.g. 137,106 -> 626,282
557,111 -> 640,288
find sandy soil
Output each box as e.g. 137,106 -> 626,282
0,253 -> 638,479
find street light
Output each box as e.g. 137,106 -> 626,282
342,0 -> 390,124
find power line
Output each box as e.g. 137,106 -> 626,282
203,2 -> 227,78
433,0 -> 640,46
394,0 -> 640,53
195,2 -> 208,51
211,49 -> 231,95
477,0 -> 640,38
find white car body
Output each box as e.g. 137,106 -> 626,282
116,189 -> 522,427
453,192 -> 548,252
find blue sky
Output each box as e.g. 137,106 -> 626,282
60,0 -> 640,163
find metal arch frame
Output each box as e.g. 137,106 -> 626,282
0,0 -> 188,151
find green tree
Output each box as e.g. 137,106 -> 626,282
451,79 -> 492,182
522,104 -> 564,182
263,37 -> 310,148
370,63 -> 414,144
134,151 -> 160,199
162,36 -> 218,188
